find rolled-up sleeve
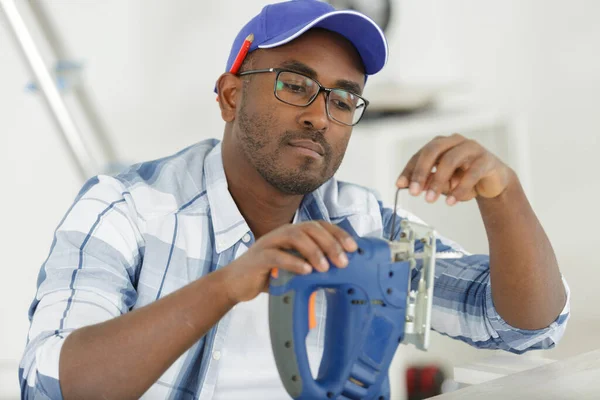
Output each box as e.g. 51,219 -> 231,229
482,274 -> 570,353
430,254 -> 570,354
19,175 -> 143,399
379,202 -> 571,354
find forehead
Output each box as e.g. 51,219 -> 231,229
253,29 -> 365,90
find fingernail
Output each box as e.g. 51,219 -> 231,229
397,176 -> 409,188
303,264 -> 313,274
446,196 -> 457,206
426,190 -> 436,203
320,257 -> 329,271
409,182 -> 420,196
344,237 -> 358,251
338,252 -> 348,267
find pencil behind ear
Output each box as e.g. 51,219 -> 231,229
215,33 -> 254,103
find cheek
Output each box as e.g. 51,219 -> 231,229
240,91 -> 273,124
332,131 -> 352,154
261,105 -> 286,136
240,103 -> 286,149
256,105 -> 293,137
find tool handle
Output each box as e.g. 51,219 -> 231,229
268,281 -> 312,398
269,237 -> 412,399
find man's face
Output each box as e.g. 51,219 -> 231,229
233,29 -> 366,195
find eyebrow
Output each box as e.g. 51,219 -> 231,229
278,60 -> 363,95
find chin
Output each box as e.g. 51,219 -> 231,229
270,175 -> 326,195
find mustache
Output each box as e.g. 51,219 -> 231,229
281,130 -> 331,155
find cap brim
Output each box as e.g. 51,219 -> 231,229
259,10 -> 388,75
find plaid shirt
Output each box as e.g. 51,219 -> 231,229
20,139 -> 570,399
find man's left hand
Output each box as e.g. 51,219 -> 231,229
396,133 -> 516,206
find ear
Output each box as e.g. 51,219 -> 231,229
216,73 -> 241,122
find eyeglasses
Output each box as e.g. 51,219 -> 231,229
238,68 -> 369,126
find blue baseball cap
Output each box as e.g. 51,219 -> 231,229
221,0 -> 388,82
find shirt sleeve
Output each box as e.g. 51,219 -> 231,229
19,175 -> 144,399
379,202 -> 570,354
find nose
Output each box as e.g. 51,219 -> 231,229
299,91 -> 329,131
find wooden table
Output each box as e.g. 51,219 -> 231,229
431,349 -> 600,399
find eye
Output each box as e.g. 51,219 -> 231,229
330,90 -> 357,112
282,81 -> 307,93
332,99 -> 352,111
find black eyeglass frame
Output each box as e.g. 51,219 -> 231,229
238,68 -> 369,126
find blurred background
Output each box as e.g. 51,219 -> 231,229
1,0 -> 599,398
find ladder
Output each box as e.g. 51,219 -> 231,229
1,0 -> 117,181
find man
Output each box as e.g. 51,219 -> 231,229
20,1 -> 569,399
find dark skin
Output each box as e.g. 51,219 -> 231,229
58,30 -> 359,400
396,135 -> 566,330
219,31 -> 364,238
58,30 -> 565,399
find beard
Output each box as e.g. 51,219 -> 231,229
237,100 -> 345,195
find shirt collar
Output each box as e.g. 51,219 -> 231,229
204,142 -> 250,253
297,189 -> 331,223
204,142 -> 334,253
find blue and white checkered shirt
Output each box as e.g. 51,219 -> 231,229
20,139 -> 570,399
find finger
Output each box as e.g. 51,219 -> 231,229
425,140 -> 484,203
409,134 -> 467,196
443,170 -> 467,206
275,227 -> 331,272
447,156 -> 492,204
302,221 -> 350,268
400,158 -> 443,192
397,152 -> 420,188
317,220 -> 358,252
396,175 -> 409,189
450,173 -> 462,192
263,248 -> 313,275
423,171 -> 450,195
424,170 -> 463,199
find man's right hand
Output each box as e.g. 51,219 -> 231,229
222,221 -> 358,304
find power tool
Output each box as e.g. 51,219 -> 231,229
269,216 -> 451,400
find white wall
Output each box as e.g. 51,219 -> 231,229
388,0 -> 600,361
1,0 -> 599,398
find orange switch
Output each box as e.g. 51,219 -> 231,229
309,291 -> 317,330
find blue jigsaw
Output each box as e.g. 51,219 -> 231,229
269,219 -> 443,400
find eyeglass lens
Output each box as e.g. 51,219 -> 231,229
275,71 -> 365,125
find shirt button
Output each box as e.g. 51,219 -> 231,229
213,350 -> 221,360
242,233 -> 251,243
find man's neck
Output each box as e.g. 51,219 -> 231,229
228,180 -> 302,239
222,139 -> 303,239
